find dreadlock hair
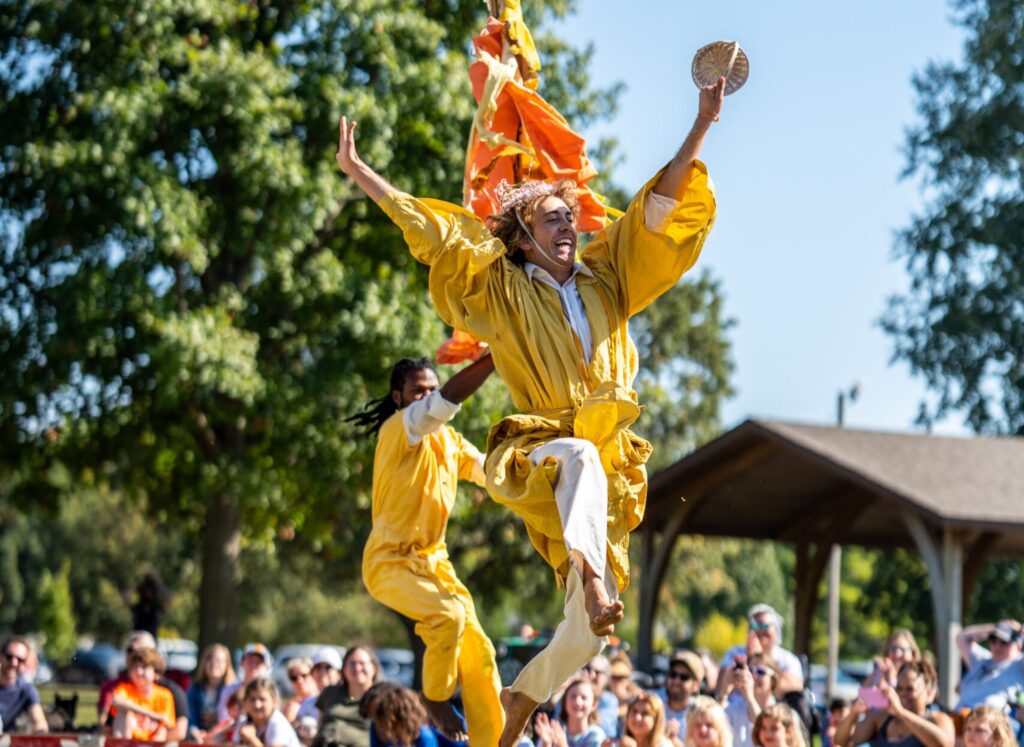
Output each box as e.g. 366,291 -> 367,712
346,357 -> 437,438
486,179 -> 580,266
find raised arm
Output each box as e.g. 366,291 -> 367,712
335,116 -> 398,202
652,76 -> 725,200
440,351 -> 495,404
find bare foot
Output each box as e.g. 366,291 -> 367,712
583,574 -> 623,636
420,695 -> 468,742
499,687 -> 539,747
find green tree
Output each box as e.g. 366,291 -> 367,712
35,559 -> 78,662
883,0 -> 1024,435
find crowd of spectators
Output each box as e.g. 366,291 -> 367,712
3,607 -> 1024,747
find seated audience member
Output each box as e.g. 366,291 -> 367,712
360,682 -> 463,747
954,621 -> 1024,712
534,677 -> 607,747
621,691 -> 681,747
684,695 -> 733,747
585,655 -> 620,738
866,630 -> 921,689
189,643 -> 237,739
205,687 -> 244,743
314,645 -> 380,747
962,705 -> 1016,747
723,654 -> 779,747
653,651 -> 704,737
283,656 -> 319,722
99,630 -> 189,740
311,649 -> 343,692
752,703 -> 806,747
237,677 -> 301,747
219,643 -> 273,723
833,660 -> 953,747
719,606 -> 804,697
0,636 -> 48,734
110,646 -> 176,741
821,698 -> 850,747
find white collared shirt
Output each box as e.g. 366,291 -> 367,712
401,390 -> 486,484
523,191 -> 680,365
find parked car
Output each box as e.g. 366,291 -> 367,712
375,648 -> 414,688
158,637 -> 198,674
809,662 -> 862,705
271,643 -> 346,697
59,642 -> 124,685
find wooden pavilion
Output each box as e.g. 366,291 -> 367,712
636,419 -> 1024,704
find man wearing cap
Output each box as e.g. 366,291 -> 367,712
217,643 -> 272,722
719,604 -> 804,697
954,620 -> 1024,712
652,650 -> 704,735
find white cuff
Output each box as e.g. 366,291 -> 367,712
402,389 -> 460,445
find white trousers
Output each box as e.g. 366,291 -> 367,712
510,438 -> 619,704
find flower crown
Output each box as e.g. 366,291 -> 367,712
496,179 -> 569,213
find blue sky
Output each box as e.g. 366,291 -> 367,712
556,1 -> 969,435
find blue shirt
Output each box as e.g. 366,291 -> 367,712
0,679 -> 40,730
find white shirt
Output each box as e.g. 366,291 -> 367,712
523,191 -> 681,365
401,389 -> 486,484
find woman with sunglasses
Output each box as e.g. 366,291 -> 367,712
188,644 -> 237,741
282,658 -> 319,724
866,631 -> 921,689
833,660 -> 953,747
723,654 -> 778,747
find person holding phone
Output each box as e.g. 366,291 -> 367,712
724,654 -> 779,747
833,661 -> 953,747
718,606 -> 804,700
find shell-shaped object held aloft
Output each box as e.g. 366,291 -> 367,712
692,41 -> 749,95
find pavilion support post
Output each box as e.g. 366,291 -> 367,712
793,540 -> 832,657
962,532 -> 999,613
637,497 -> 694,672
903,512 -> 963,707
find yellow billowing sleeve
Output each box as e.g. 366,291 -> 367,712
377,193 -> 507,343
584,160 -> 716,318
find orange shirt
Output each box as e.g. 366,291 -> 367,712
111,681 -> 176,740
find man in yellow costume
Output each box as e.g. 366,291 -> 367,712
338,75 -> 727,745
351,353 -> 503,743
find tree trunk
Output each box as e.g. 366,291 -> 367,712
199,491 -> 242,651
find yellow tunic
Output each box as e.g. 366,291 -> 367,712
362,410 -> 503,744
378,163 -> 716,591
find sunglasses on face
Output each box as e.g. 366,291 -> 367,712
887,644 -> 911,654
3,651 -> 25,665
750,622 -> 773,632
289,671 -> 310,682
751,667 -> 770,676
987,636 -> 1011,645
667,670 -> 694,681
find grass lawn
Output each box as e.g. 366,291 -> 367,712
37,683 -> 100,728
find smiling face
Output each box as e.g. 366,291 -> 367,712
691,713 -> 721,747
521,195 -> 578,278
894,668 -> 931,714
342,648 -> 377,697
626,699 -> 656,740
244,685 -> 275,726
392,368 -> 439,408
563,680 -> 595,727
758,716 -> 791,747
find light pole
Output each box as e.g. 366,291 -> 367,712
827,383 -> 860,700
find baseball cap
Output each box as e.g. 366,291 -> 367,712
989,623 -> 1020,644
669,650 -> 705,683
242,643 -> 272,666
311,647 -> 342,670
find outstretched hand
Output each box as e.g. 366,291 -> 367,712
699,76 -> 726,122
336,115 -> 360,176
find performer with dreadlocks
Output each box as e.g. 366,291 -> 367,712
338,76 -> 726,745
350,353 -> 503,743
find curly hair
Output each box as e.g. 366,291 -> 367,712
897,658 -> 938,691
486,179 -> 580,265
369,686 -> 426,746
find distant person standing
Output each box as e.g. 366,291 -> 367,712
127,571 -> 170,639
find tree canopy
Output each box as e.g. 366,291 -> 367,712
0,0 -> 736,650
883,0 -> 1024,434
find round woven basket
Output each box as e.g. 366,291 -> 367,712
691,41 -> 749,95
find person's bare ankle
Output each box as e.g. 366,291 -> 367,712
499,688 -> 539,747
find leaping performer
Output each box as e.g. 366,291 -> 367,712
351,352 -> 503,744
339,28 -> 729,747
